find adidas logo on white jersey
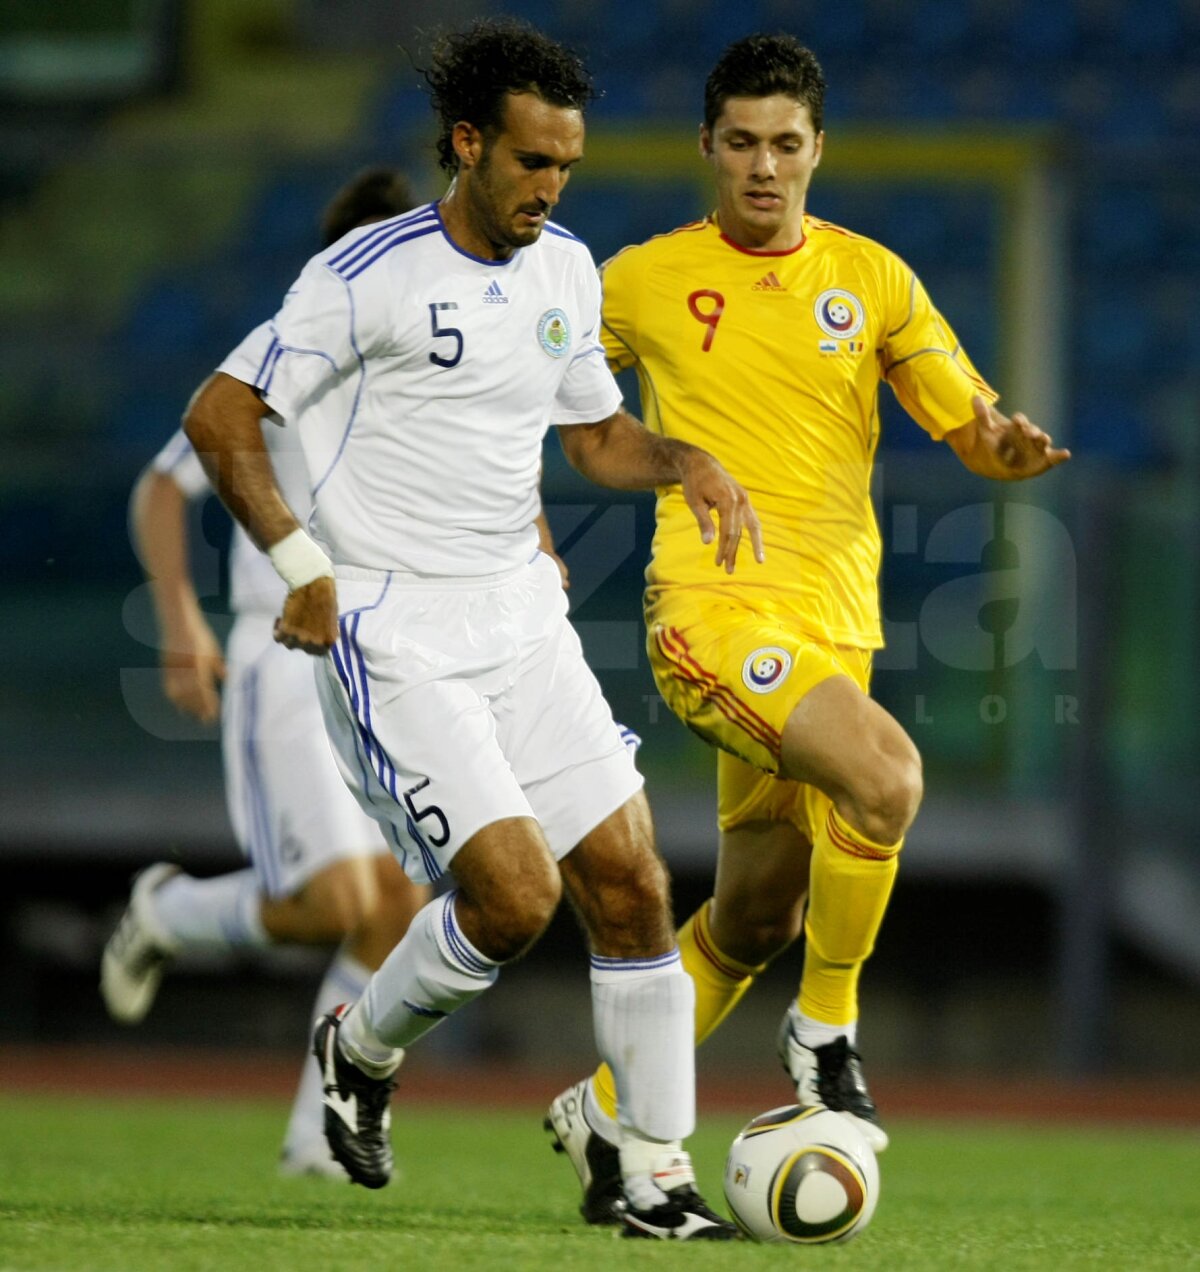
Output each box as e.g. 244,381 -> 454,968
482,280 -> 508,304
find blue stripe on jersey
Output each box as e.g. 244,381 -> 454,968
442,891 -> 493,974
327,203 -> 437,272
567,340 -> 605,367
436,212 -> 517,267
254,334 -> 280,388
259,342 -> 285,393
334,222 -> 440,281
543,222 -> 583,244
590,949 -> 682,974
311,274 -> 365,498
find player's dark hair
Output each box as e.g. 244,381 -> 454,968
319,166 -> 414,246
704,34 -> 826,135
420,17 -> 596,174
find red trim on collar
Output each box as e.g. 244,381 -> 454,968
714,214 -> 808,257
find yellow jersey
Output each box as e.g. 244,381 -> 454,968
601,214 -> 996,649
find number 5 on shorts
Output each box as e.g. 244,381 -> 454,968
404,777 -> 450,847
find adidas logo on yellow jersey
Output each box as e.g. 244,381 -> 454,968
751,271 -> 787,292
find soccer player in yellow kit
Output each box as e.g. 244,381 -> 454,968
546,32 -> 1069,1223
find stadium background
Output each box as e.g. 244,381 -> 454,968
0,0 -> 1196,1098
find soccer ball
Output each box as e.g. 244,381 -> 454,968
723,1105 -> 879,1244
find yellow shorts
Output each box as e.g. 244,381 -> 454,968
645,591 -> 872,841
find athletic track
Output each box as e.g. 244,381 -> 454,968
2,1045 -> 1197,1125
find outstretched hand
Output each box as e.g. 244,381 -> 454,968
678,450 -> 765,573
959,394 -> 1071,481
274,576 -> 339,655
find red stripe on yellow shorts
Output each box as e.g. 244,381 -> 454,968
655,626 -> 781,758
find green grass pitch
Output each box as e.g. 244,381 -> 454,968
0,1093 -> 1196,1270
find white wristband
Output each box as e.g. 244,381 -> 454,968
267,528 -> 334,591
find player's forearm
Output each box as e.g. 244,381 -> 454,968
183,372 -> 300,551
558,409 -> 703,491
130,468 -> 207,647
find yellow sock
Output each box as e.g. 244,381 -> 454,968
798,806 -> 902,1026
592,900 -> 765,1123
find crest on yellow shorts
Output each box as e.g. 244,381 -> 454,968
742,646 -> 792,694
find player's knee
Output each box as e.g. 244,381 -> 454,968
588,853 -> 675,956
721,906 -> 804,967
469,855 -> 562,963
848,745 -> 923,846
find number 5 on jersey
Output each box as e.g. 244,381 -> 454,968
429,302 -> 463,368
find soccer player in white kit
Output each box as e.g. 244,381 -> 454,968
183,20 -> 763,1239
102,169 -> 430,1178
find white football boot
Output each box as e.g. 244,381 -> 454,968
100,863 -> 181,1024
544,1079 -> 624,1224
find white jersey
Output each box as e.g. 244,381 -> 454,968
152,321 -> 314,614
218,201 -> 623,578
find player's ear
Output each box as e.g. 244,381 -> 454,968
699,124 -> 713,159
813,130 -> 824,168
452,121 -> 484,170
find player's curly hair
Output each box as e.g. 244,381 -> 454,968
319,166 -> 414,246
704,34 -> 826,135
421,18 -> 596,175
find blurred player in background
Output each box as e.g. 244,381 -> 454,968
547,32 -> 1070,1222
181,18 -> 760,1240
104,167 -> 434,1179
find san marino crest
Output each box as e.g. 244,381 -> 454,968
814,288 -> 866,355
537,308 -> 571,358
742,646 -> 792,695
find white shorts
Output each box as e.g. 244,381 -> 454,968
315,552 -> 644,885
221,613 -> 387,898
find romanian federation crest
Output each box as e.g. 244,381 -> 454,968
813,289 -> 865,340
537,308 -> 571,358
742,647 -> 792,694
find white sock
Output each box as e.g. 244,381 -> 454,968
282,948 -> 371,1155
794,1005 -> 858,1049
341,891 -> 499,1059
151,868 -> 269,949
590,947 -> 695,1143
619,1140 -> 694,1210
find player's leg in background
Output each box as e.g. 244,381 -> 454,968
101,615 -> 432,1175
99,849 -> 430,1173
557,792 -> 736,1239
